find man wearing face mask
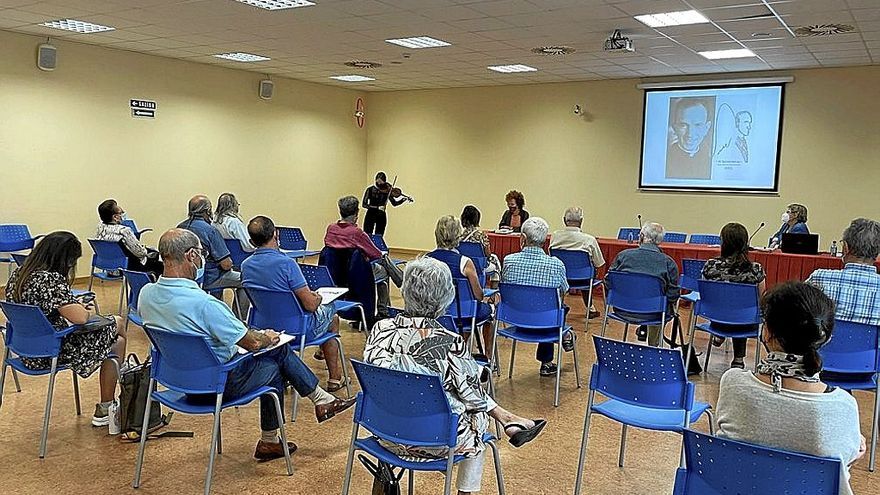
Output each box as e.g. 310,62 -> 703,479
178,194 -> 248,319
665,97 -> 715,180
769,203 -> 810,249
95,199 -> 163,279
138,229 -> 356,462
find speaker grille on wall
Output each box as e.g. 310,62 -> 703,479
259,79 -> 274,100
37,43 -> 57,71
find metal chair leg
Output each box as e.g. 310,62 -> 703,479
554,336 -> 562,407
488,440 -> 506,495
622,323 -> 629,342
72,373 -> 81,416
706,410 -> 716,436
618,424 -> 628,467
507,340 -> 517,379
132,378 -> 155,488
337,338 -> 353,397
443,454 -> 454,495
408,469 -> 414,495
0,350 -> 9,407
573,391 -> 596,495
270,392 -> 293,475
599,312 -> 610,337
342,422 -> 359,495
11,368 -> 21,394
703,339 -> 714,371
754,336 -> 761,372
39,357 -> 60,459
684,322 -> 697,373
572,334 -> 582,388
204,396 -> 223,495
870,382 -> 879,472
216,417 -> 223,455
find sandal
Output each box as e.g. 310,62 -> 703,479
505,419 -> 547,448
711,336 -> 725,347
326,377 -> 350,393
730,358 -> 745,369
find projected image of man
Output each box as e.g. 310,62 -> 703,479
665,97 -> 715,179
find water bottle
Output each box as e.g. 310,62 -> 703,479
830,240 -> 838,257
108,399 -> 121,435
627,232 -> 634,244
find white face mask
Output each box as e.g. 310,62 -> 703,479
781,212 -> 790,224
192,252 -> 206,281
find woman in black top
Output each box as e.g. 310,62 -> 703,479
498,190 -> 529,232
362,172 -> 406,235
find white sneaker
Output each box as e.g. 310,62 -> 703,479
91,402 -> 110,427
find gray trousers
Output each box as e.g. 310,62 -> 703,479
372,263 -> 391,317
204,270 -> 250,320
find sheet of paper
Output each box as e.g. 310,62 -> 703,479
237,332 -> 295,355
317,287 -> 349,304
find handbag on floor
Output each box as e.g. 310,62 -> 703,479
117,353 -> 189,441
663,314 -> 703,375
359,454 -> 404,495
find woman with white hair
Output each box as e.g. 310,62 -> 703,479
364,257 -> 547,495
214,192 -> 253,252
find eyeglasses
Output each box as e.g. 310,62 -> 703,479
187,246 -> 207,256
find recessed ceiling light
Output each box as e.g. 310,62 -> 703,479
532,46 -> 576,56
699,48 -> 757,60
41,19 -> 115,33
233,0 -> 315,10
634,10 -> 709,28
487,64 -> 538,73
385,36 -> 451,49
330,75 -> 375,82
214,52 -> 271,62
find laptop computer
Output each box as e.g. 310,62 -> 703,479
780,233 -> 819,255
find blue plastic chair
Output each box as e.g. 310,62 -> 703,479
342,360 -> 505,495
664,232 -> 688,243
617,227 -> 640,241
87,239 -> 128,313
550,249 -> 603,315
276,226 -> 319,259
222,238 -> 252,270
121,219 -> 152,240
320,247 -> 379,329
459,241 -> 496,284
820,320 -> 880,471
601,271 -> 674,345
369,234 -> 406,266
687,280 -> 761,372
299,263 -> 367,332
688,234 -> 721,245
132,326 -> 292,494
244,287 -> 352,421
492,283 -> 580,407
573,336 -> 714,495
0,224 -> 41,277
119,269 -> 153,332
0,302 -> 98,458
673,430 -> 840,495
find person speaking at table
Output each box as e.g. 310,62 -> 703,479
769,203 -> 809,249
498,190 -> 529,232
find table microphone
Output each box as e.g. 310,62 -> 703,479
637,214 -> 642,229
748,222 -> 765,248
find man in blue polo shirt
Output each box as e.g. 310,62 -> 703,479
138,228 -> 355,462
241,215 -> 346,392
178,195 -> 248,319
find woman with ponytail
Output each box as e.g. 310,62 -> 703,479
716,281 -> 865,495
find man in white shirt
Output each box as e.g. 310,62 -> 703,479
549,206 -> 605,319
95,199 -> 163,279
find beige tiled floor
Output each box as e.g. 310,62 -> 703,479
0,273 -> 876,495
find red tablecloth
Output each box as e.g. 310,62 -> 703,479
487,233 -> 879,289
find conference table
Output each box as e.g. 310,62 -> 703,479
486,232 -> 879,289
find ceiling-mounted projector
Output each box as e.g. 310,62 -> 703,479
604,30 -> 634,53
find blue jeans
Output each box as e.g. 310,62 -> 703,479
224,345 -> 319,431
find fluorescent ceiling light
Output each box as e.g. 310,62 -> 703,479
487,64 -> 538,73
41,19 -> 115,33
214,52 -> 271,62
699,48 -> 757,59
233,0 -> 315,9
634,10 -> 709,28
330,75 -> 375,82
385,36 -> 451,49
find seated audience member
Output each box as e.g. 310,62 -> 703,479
716,281 -> 865,495
701,222 -> 766,369
241,215 -> 347,392
769,203 -> 809,249
606,222 -> 680,347
364,257 -> 546,495
138,229 -> 356,461
459,205 -> 500,287
427,215 -> 496,357
501,217 -> 572,376
95,199 -> 163,279
498,190 -> 529,232
214,192 -> 254,252
5,231 -> 125,427
323,195 -> 402,318
178,195 -> 249,319
807,217 -> 880,326
549,206 -> 605,319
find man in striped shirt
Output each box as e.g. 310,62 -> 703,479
807,218 -> 880,326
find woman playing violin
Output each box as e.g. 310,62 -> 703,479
362,171 -> 412,235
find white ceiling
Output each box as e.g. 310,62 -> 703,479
1,0 -> 877,91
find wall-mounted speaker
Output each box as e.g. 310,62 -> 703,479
259,79 -> 274,100
37,43 -> 57,71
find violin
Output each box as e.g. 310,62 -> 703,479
378,175 -> 414,203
